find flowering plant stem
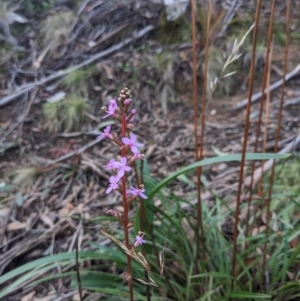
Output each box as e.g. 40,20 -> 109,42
99,88 -> 147,300
121,114 -> 134,301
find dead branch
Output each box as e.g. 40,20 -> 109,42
244,134 -> 300,187
0,25 -> 154,107
283,96 -> 300,107
41,137 -> 104,169
232,64 -> 300,110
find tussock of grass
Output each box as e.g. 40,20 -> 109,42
43,94 -> 89,133
40,10 -> 75,58
10,167 -> 38,187
63,67 -> 96,96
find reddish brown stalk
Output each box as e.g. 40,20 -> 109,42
253,0 -> 277,280
259,42 -> 273,195
121,114 -> 134,301
231,0 -> 262,289
191,0 -> 208,271
266,0 -> 290,288
244,2 -> 277,272
137,156 -> 151,301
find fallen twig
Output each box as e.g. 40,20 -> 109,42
41,137 -> 104,168
232,64 -> 300,110
0,25 -> 154,107
56,130 -> 102,138
244,134 -> 300,187
283,96 -> 300,107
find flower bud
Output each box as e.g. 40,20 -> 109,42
124,98 -> 132,106
106,209 -> 117,217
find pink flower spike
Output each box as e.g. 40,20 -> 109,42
117,157 -> 131,178
103,99 -> 118,119
104,159 -> 119,170
134,235 -> 146,247
127,186 -> 147,199
122,133 -> 144,153
106,176 -> 120,194
97,125 -> 113,140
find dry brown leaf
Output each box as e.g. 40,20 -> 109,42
33,295 -> 57,301
75,203 -> 85,213
72,293 -> 81,301
251,225 -> 267,236
40,214 -> 55,228
197,150 -> 212,157
66,202 -> 75,210
115,206 -> 124,213
181,217 -> 195,241
7,221 -> 27,231
286,270 -> 296,280
58,207 -> 71,218
47,193 -> 59,204
21,291 -> 35,301
145,144 -> 156,157
290,236 -> 299,249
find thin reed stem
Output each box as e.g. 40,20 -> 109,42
261,0 -> 277,280
191,0 -> 207,275
231,0 -> 263,289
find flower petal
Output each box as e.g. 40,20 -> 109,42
122,137 -> 132,145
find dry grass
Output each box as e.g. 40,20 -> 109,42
40,10 -> 75,58
43,94 -> 89,133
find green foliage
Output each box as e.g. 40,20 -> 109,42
43,94 -> 89,132
147,153 -> 289,199
63,67 -> 96,95
0,152 -> 294,300
20,0 -> 53,16
156,12 -> 191,45
270,157 -> 300,195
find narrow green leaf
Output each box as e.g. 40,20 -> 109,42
0,250 -> 115,285
228,291 -> 271,299
148,153 -> 289,199
0,263 -> 69,298
190,272 -> 234,279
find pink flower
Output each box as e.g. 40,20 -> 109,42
116,157 -> 131,177
97,125 -> 113,140
134,235 -> 146,247
126,109 -> 136,122
106,209 -> 118,217
126,186 -> 147,199
132,151 -> 145,161
103,99 -> 118,119
104,159 -> 119,170
122,133 -> 144,153
106,176 -> 120,194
